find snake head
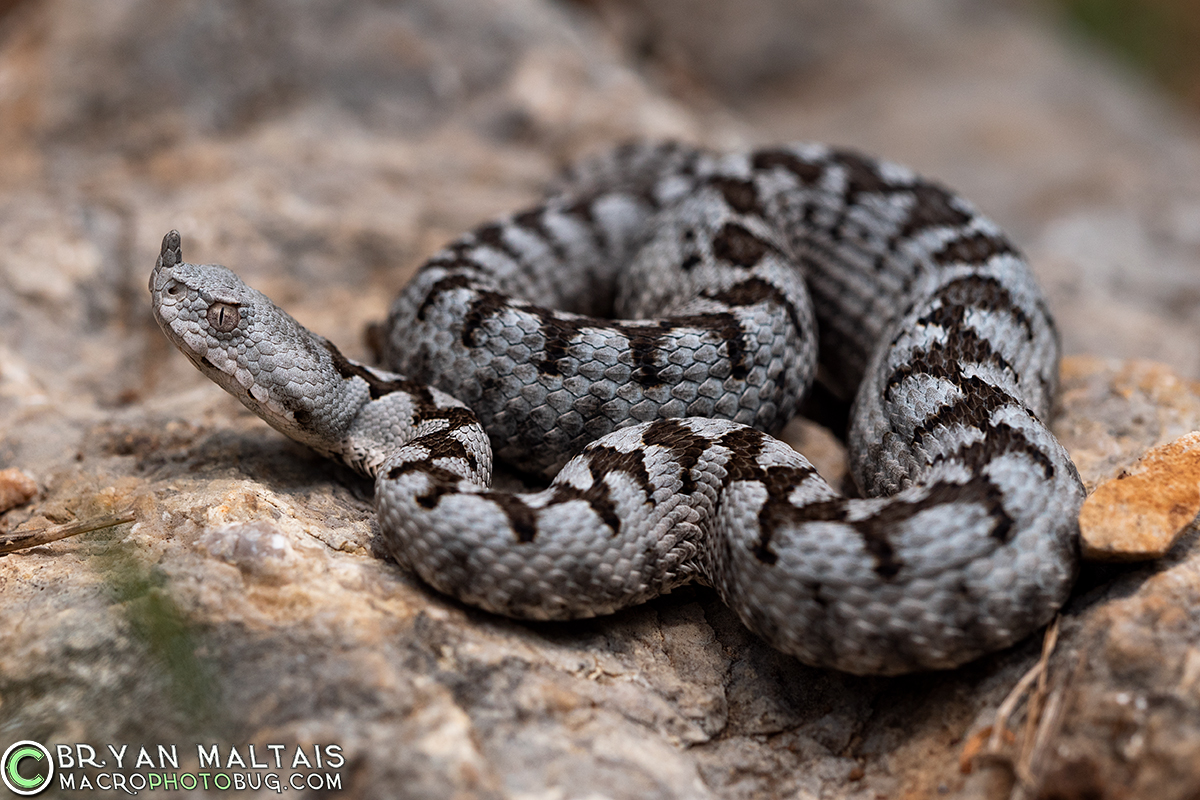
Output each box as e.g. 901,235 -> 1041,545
148,230 -> 361,451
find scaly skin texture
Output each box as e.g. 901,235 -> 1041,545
150,142 -> 1083,675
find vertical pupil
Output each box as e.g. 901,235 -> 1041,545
208,303 -> 239,332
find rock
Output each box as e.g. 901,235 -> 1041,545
2,1 -> 1200,798
1079,431 -> 1200,561
1055,357 -> 1200,491
1026,529 -> 1200,800
0,468 -> 36,513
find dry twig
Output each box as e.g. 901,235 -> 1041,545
963,616 -> 1063,796
0,512 -> 136,555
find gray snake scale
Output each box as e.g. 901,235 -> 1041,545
150,142 -> 1084,675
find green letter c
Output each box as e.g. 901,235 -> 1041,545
6,747 -> 44,789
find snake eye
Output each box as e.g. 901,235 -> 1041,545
207,302 -> 241,333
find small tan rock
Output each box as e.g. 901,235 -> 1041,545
0,468 -> 37,513
1079,431 -> 1200,561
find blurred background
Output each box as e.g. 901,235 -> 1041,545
1049,0 -> 1200,108
2,0 -> 1200,391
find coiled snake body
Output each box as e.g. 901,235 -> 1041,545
150,142 -> 1083,675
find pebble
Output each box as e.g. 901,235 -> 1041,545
1079,431 -> 1200,561
0,468 -> 37,513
